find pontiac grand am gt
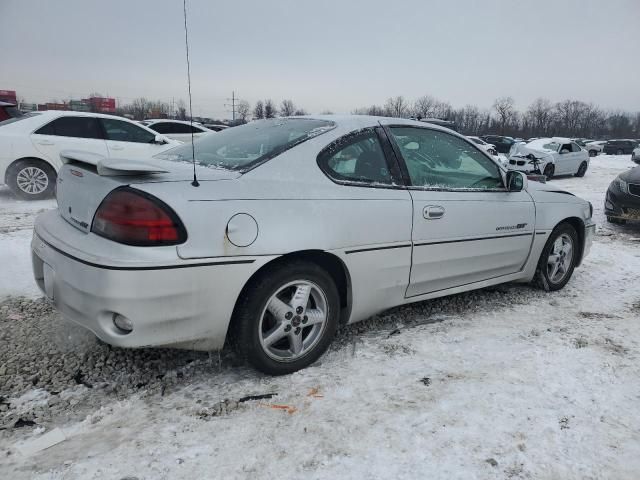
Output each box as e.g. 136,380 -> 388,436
31,116 -> 595,374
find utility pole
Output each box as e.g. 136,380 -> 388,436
225,91 -> 238,122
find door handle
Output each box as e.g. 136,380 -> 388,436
110,145 -> 124,150
37,140 -> 55,146
423,205 -> 445,220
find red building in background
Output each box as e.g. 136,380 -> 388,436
0,90 -> 18,104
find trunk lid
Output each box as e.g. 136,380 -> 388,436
57,150 -> 240,233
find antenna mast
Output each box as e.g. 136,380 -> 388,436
182,0 -> 199,187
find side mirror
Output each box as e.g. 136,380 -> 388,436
506,170 -> 527,192
154,135 -> 168,145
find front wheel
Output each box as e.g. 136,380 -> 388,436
6,159 -> 56,200
616,149 -> 624,155
588,150 -> 597,157
575,161 -> 588,177
543,163 -> 555,179
232,261 -> 340,375
607,216 -> 626,225
533,223 -> 579,291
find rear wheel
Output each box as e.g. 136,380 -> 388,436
543,163 -> 555,179
6,159 -> 56,200
616,149 -> 624,155
575,161 -> 588,177
533,223 -> 579,291
232,261 -> 340,375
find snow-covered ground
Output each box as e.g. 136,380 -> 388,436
1,155 -> 639,480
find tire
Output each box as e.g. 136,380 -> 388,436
543,163 -> 555,179
607,216 -> 626,225
231,260 -> 340,375
6,159 -> 56,200
575,161 -> 588,177
533,223 -> 579,291
588,150 -> 597,157
616,149 -> 624,155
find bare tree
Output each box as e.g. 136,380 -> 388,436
279,99 -> 296,117
176,99 -> 187,120
253,100 -> 264,119
264,99 -> 276,118
412,95 -> 438,119
525,98 -> 554,136
129,97 -> 150,120
236,100 -> 250,122
320,109 -> 334,115
493,96 -> 516,135
294,108 -> 307,115
384,96 -> 409,118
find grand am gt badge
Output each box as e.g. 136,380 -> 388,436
496,223 -> 528,231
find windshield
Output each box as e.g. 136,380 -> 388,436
155,118 -> 335,171
0,111 -> 41,127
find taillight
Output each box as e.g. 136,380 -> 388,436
91,188 -> 187,246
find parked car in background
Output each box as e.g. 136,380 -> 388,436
605,166 -> 640,224
141,119 -> 214,142
0,101 -> 23,122
584,140 -> 606,157
467,136 -> 498,156
0,111 -> 179,199
480,135 -> 517,154
507,137 -> 590,178
603,139 -> 637,155
32,116 -> 594,374
203,123 -> 229,132
632,144 -> 640,164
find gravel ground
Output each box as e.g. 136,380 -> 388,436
0,283 -> 545,434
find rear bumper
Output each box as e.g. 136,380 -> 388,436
32,212 -> 271,351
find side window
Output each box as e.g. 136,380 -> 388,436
191,125 -> 206,133
35,117 -> 103,139
560,143 -> 572,153
389,127 -> 503,190
148,122 -> 171,134
571,142 -> 582,152
317,129 -> 394,185
100,119 -> 155,143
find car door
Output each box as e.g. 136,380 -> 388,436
100,118 -> 172,160
316,127 -> 413,313
31,116 -> 108,169
381,123 -> 535,297
570,142 -> 585,172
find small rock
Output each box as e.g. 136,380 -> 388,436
485,458 -> 498,467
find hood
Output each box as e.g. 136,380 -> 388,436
619,166 -> 640,183
509,142 -> 555,159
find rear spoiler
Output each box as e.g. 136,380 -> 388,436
60,150 -> 169,176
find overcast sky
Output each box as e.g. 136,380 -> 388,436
1,0 -> 638,119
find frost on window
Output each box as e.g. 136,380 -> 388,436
154,118 -> 335,171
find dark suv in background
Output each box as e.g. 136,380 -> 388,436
480,135 -> 517,154
603,139 -> 637,155
0,101 -> 22,122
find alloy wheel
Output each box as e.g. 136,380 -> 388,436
547,233 -> 574,284
16,166 -> 49,195
258,280 -> 328,362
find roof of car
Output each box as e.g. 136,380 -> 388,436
144,118 -> 204,126
32,110 -> 135,121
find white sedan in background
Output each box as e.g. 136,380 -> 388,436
507,137 -> 590,178
141,119 -> 215,142
467,136 -> 498,156
32,116 -> 594,375
0,111 -> 179,199
585,140 -> 606,157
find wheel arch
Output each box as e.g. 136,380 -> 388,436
4,156 -> 57,184
556,216 -> 586,266
229,250 -> 353,339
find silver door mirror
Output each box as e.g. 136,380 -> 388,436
506,170 -> 527,192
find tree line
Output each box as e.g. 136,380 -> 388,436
353,95 -> 640,139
